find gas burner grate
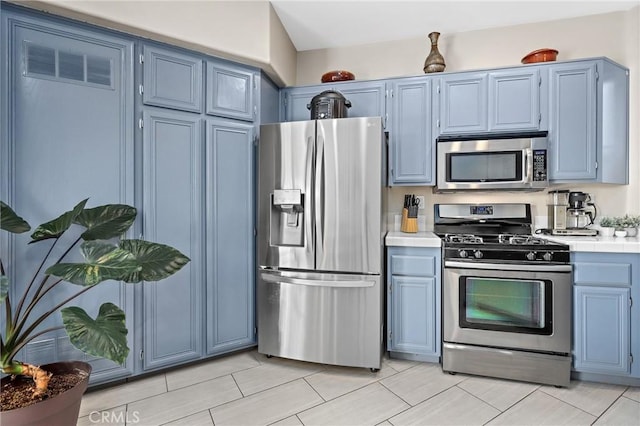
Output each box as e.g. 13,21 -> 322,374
445,234 -> 484,244
498,234 -> 547,245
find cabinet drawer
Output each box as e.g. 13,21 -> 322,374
390,254 -> 436,277
574,262 -> 631,286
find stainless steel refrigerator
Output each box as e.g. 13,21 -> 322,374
257,117 -> 386,370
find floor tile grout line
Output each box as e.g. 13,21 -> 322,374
534,387 -> 604,420
592,392 -> 638,423
230,371 -> 247,398
165,359 -> 264,391
455,384 -> 505,413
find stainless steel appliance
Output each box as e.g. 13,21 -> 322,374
257,117 -> 385,371
436,133 -> 548,192
307,90 -> 351,119
436,203 -> 572,387
547,190 -> 598,236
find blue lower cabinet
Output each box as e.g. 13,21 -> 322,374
572,252 -> 639,382
386,247 -> 441,362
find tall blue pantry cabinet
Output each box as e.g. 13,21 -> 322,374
1,4 -> 267,384
1,8 -> 136,383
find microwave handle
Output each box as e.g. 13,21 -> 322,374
524,148 -> 533,183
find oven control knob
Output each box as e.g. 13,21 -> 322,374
526,251 -> 537,261
458,250 -> 468,258
473,250 -> 483,259
543,252 -> 553,261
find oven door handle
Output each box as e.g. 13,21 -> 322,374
445,260 -> 572,272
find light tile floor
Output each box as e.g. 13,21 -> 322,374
78,349 -> 640,426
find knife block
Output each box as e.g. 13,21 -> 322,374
401,207 -> 418,233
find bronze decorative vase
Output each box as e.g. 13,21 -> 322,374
423,32 -> 446,73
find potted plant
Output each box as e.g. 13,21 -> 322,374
0,200 -> 189,425
619,214 -> 640,237
598,216 -> 617,237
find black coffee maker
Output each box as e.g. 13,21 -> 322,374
567,191 -> 597,230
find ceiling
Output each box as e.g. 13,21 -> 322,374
270,0 -> 639,51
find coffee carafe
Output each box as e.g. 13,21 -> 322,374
547,190 -> 599,236
566,191 -> 597,229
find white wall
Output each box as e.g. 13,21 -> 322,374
297,8 -> 640,230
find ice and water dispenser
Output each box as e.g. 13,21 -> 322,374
270,189 -> 304,247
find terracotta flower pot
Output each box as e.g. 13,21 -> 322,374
1,361 -> 92,426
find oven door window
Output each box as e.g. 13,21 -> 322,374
447,151 -> 522,182
459,276 -> 552,335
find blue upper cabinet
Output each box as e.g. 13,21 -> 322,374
206,61 -> 255,121
436,68 -> 543,135
142,44 -> 203,113
280,80 -> 386,124
437,72 -> 488,134
332,80 -> 386,123
488,69 -> 542,131
388,77 -> 433,185
548,59 -> 628,184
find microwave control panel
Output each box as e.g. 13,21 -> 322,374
532,150 -> 547,181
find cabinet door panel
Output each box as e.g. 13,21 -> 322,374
5,16 -> 135,382
206,118 -> 255,354
489,69 -> 540,131
439,73 -> 488,134
574,286 -> 630,375
548,63 -> 597,180
334,80 -> 386,121
207,62 -> 255,121
281,85 -> 322,122
142,109 -> 204,370
390,276 -> 436,354
389,79 -> 432,185
143,45 -> 203,112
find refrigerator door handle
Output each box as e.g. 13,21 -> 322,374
305,133 -> 315,260
261,272 -> 375,288
315,132 -> 325,263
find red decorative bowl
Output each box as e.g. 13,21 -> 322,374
321,70 -> 355,83
521,48 -> 558,64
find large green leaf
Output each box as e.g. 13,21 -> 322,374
30,199 -> 88,243
119,239 -> 190,283
61,303 -> 129,365
0,201 -> 31,233
0,276 -> 8,303
45,240 -> 141,286
75,204 -> 137,241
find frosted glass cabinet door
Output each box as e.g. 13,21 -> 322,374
142,109 -> 204,370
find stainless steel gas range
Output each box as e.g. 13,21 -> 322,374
435,203 -> 572,387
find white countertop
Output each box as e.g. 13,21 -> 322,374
542,235 -> 640,254
385,231 -> 640,253
385,231 -> 441,248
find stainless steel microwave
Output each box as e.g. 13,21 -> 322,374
436,133 -> 548,192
